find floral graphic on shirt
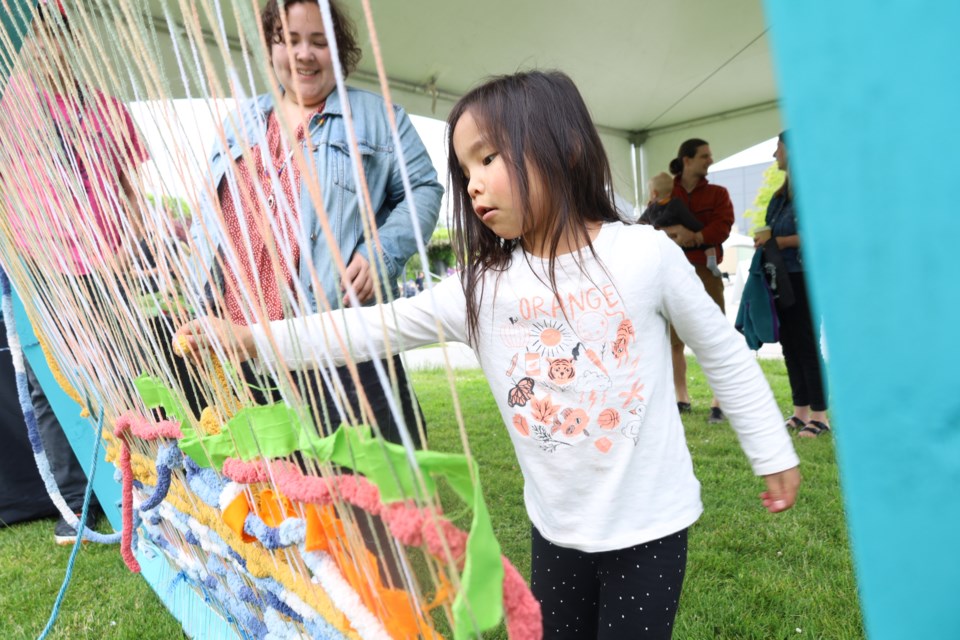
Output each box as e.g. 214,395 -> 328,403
505,281 -> 648,454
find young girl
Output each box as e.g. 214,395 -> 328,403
178,70 -> 800,639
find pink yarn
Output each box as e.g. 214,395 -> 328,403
221,457 -> 271,483
112,420 -> 141,573
115,411 -> 183,440
502,558 -> 543,639
219,456 -> 542,638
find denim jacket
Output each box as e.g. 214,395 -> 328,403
191,86 -> 443,312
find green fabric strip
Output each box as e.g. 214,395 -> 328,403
135,374 -> 504,637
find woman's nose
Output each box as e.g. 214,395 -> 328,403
293,42 -> 314,59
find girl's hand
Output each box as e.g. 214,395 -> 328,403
173,317 -> 255,362
760,466 -> 800,513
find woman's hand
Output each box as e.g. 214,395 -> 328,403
760,466 -> 801,513
342,253 -> 375,306
662,225 -> 700,248
173,316 -> 255,362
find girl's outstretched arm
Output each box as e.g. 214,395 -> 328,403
175,316 -> 255,361
175,274 -> 469,371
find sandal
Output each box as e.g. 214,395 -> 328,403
785,416 -> 806,431
798,420 -> 831,437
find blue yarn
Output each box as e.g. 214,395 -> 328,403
139,443 -> 180,511
184,530 -> 200,546
243,514 -> 286,550
263,589 -> 304,624
183,456 -> 226,507
38,410 -> 110,639
227,547 -> 247,569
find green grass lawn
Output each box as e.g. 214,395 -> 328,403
0,358 -> 863,639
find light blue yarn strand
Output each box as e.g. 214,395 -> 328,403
37,408 -> 107,640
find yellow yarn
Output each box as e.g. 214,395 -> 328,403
33,328 -> 90,417
198,406 -> 223,435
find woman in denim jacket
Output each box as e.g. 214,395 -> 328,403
760,132 -> 829,438
188,0 -> 442,447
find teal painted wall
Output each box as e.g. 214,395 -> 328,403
764,2 -> 960,638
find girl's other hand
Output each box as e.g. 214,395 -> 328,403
760,466 -> 800,513
173,317 -> 255,362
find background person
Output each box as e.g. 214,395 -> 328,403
662,138 -> 734,423
760,132 -> 829,437
0,1 -> 149,543
189,0 -> 442,443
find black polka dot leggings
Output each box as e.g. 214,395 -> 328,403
531,527 -> 688,639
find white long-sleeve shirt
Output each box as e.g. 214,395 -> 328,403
251,222 -> 799,552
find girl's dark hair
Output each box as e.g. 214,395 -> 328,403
668,138 -> 708,176
261,0 -> 361,76
446,70 -> 622,346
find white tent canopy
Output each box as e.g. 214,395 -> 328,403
125,0 -> 783,202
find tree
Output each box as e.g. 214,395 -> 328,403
742,162 -> 785,233
404,226 -> 455,280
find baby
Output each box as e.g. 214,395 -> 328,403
640,172 -> 721,277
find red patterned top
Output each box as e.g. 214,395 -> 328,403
220,107 -> 322,325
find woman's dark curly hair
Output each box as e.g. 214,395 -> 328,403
261,0 -> 362,76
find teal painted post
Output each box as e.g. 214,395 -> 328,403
0,0 -> 34,81
13,291 -> 123,529
764,2 -> 960,638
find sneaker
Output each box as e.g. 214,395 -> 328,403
54,506 -> 101,546
677,401 -> 692,414
708,407 -> 726,424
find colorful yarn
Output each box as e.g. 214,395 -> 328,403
220,456 -> 541,638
